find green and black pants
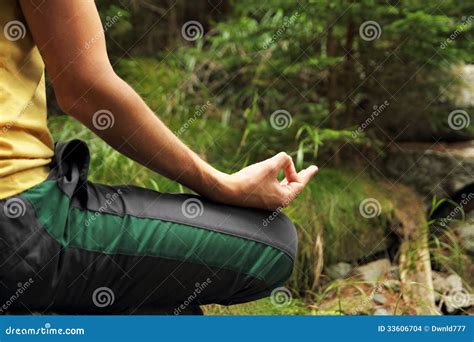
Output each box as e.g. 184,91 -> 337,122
0,140 -> 297,314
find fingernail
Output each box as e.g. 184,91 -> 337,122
307,165 -> 318,172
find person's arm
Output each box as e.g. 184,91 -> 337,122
20,0 -> 317,210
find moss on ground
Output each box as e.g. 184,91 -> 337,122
49,115 -> 400,302
203,298 -> 310,315
285,169 -> 396,293
46,58 -> 429,315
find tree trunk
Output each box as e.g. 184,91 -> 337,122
326,24 -> 338,130
394,186 -> 437,315
344,19 -> 356,122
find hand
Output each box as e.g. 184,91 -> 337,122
214,152 -> 318,210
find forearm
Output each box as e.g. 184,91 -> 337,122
20,0 -> 316,211
60,72 -> 226,197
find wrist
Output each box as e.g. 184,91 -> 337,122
202,167 -> 234,201
190,156 -> 233,200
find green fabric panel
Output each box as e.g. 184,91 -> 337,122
21,180 -> 69,246
22,180 -> 293,287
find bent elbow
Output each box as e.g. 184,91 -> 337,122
53,68 -> 117,116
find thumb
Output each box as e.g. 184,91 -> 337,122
298,165 -> 318,185
287,165 -> 318,194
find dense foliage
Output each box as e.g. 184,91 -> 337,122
97,0 -> 474,165
48,1 -> 474,314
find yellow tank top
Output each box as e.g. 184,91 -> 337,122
0,0 -> 54,199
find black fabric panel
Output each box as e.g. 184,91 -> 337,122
0,198 -> 61,307
5,306 -> 204,316
0,202 -> 270,313
51,140 -> 298,259
77,182 -> 298,260
0,139 -> 298,314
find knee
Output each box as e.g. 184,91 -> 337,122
262,214 -> 297,289
277,213 -> 298,261
227,214 -> 297,304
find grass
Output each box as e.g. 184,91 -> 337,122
48,112 -> 398,310
430,220 -> 473,290
46,57 -> 421,314
204,298 -> 311,316
284,169 -> 396,295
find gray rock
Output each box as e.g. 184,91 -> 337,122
432,272 -> 468,309
373,293 -> 387,305
455,222 -> 474,254
354,259 -> 391,282
326,262 -> 352,280
432,272 -> 450,294
446,274 -> 463,290
373,308 -> 389,316
384,142 -> 474,201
